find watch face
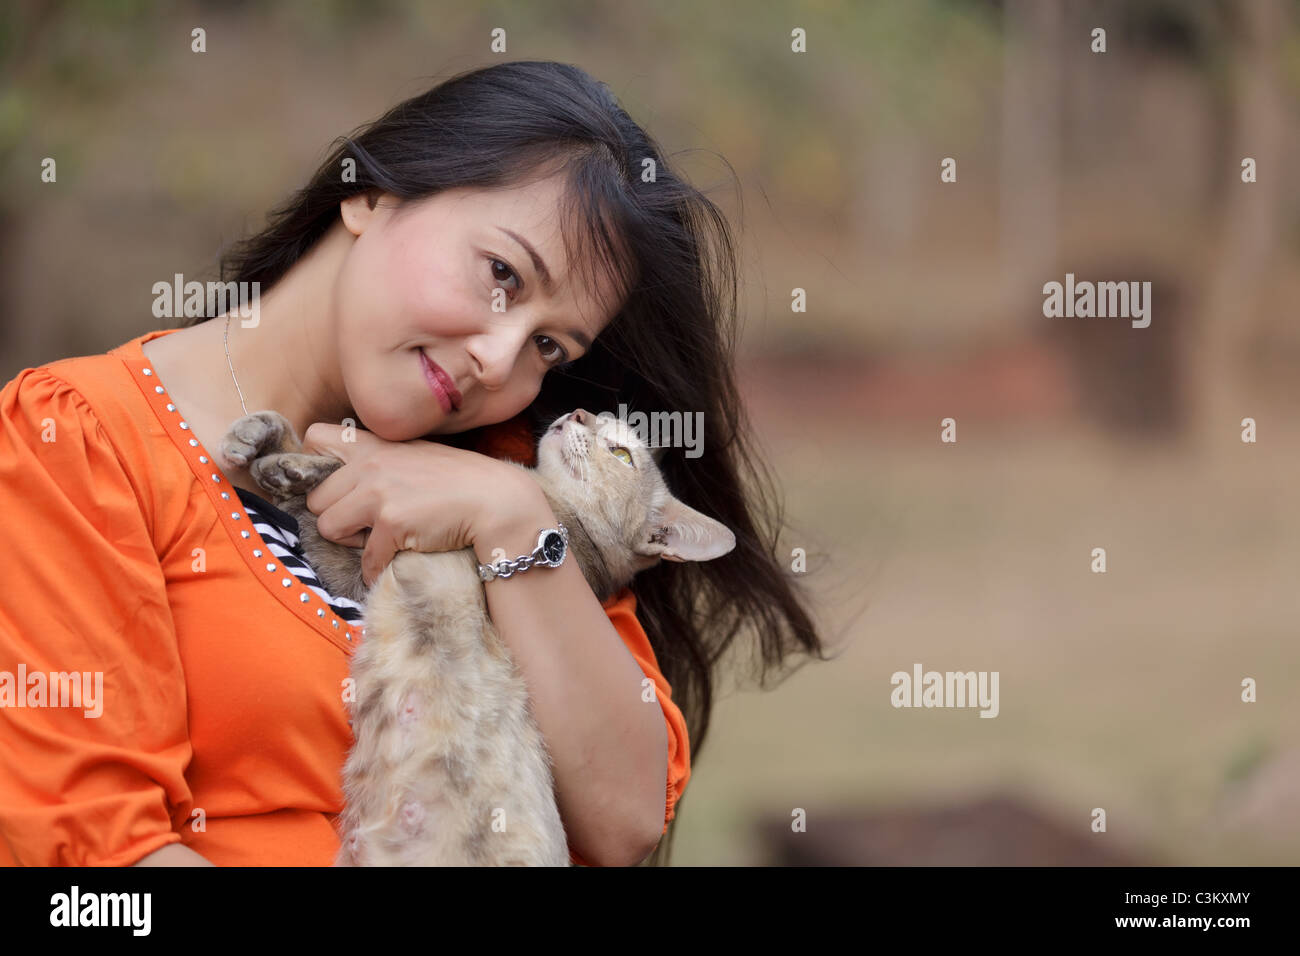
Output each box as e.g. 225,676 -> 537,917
540,531 -> 566,565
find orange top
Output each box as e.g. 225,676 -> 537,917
0,328 -> 689,867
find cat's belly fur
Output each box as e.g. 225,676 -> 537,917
333,548 -> 569,866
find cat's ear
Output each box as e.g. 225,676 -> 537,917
635,495 -> 736,563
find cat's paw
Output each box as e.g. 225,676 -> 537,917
218,411 -> 295,469
250,452 -> 342,496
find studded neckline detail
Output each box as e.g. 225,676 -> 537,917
125,330 -> 362,654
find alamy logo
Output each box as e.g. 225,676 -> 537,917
596,403 -> 705,459
50,886 -> 151,936
1042,273 -> 1151,328
0,664 -> 103,718
890,663 -> 999,718
151,273 -> 261,326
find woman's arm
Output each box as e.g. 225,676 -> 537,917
132,844 -> 216,866
471,483 -> 669,867
0,369 -> 196,866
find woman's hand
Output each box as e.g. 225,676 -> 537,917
299,422 -> 542,587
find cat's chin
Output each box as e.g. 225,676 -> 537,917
534,453 -> 581,487
538,435 -> 587,483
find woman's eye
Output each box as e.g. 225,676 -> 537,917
534,334 -> 569,365
608,446 -> 633,466
489,257 -> 521,296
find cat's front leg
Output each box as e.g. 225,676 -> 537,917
249,451 -> 341,498
251,452 -> 369,604
217,411 -> 303,468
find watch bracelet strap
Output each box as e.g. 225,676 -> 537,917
477,522 -> 569,582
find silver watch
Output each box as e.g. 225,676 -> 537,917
477,524 -> 569,582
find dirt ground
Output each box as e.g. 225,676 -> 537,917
671,361 -> 1299,865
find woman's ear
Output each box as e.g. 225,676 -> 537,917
340,189 -> 384,236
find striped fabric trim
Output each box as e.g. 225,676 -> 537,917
233,487 -> 366,623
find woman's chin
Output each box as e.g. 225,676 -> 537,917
350,406 -> 420,442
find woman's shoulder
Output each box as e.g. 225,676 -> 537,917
1,330 -> 177,471
0,333 -> 201,547
6,329 -> 151,405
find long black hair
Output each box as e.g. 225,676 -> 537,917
183,60 -> 828,866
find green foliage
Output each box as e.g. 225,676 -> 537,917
1223,735 -> 1272,786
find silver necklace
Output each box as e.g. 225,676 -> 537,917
224,313 -> 249,415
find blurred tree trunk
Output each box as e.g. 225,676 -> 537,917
1193,0 -> 1288,448
0,2 -> 59,369
999,0 -> 1064,315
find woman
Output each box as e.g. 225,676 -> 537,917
0,60 -> 824,866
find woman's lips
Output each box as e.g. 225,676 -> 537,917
420,351 -> 462,413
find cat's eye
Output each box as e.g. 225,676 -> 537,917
608,445 -> 633,466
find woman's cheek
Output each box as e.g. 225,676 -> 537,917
341,352 -> 395,437
506,380 -> 542,421
336,352 -> 369,428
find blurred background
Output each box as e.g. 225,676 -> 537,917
2,0 -> 1297,865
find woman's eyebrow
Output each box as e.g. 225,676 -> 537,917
498,227 -> 554,295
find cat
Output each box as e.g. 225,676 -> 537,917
217,407 -> 735,866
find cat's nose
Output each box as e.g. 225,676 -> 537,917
571,408 -> 591,425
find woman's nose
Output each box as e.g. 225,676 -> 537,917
466,323 -> 529,389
